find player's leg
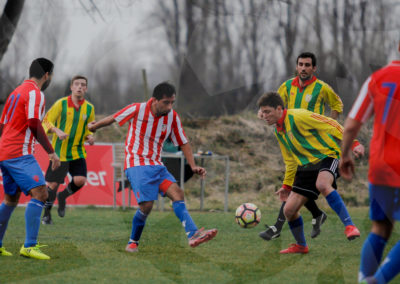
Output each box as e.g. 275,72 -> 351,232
259,202 -> 286,241
280,192 -> 309,254
43,160 -> 67,224
57,159 -> 87,217
126,200 -> 154,252
304,199 -> 327,238
0,164 -> 21,257
316,158 -> 360,240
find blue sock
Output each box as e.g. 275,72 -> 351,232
288,216 -> 307,247
375,240 -> 400,284
325,191 -> 354,226
0,203 -> 16,247
359,233 -> 387,281
24,199 -> 44,247
129,210 -> 148,243
172,201 -> 198,238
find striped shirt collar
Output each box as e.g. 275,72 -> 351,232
390,60 -> 400,66
68,95 -> 85,111
276,109 -> 287,133
292,75 -> 317,92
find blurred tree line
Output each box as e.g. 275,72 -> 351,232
0,0 -> 399,117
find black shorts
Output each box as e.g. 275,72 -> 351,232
45,158 -> 87,184
292,157 -> 339,200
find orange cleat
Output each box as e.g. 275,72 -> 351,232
345,225 -> 360,241
280,243 -> 309,254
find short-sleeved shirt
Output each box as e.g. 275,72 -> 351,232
113,98 -> 188,169
42,96 -> 95,161
348,60 -> 400,187
277,76 -> 343,115
275,108 -> 343,187
0,80 -> 46,161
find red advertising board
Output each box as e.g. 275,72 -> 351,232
0,144 -> 138,207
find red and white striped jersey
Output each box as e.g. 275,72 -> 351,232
113,98 -> 188,169
349,60 -> 400,187
0,80 -> 46,161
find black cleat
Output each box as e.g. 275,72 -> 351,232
57,193 -> 66,217
311,211 -> 327,238
42,208 -> 53,225
259,225 -> 281,241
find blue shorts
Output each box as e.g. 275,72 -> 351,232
125,165 -> 176,203
0,155 -> 46,196
369,183 -> 400,221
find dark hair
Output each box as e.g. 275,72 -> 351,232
257,92 -> 284,109
29,58 -> 54,79
71,75 -> 88,86
152,82 -> 176,100
296,52 -> 317,66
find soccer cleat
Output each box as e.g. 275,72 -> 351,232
259,225 -> 281,241
57,193 -> 66,217
311,211 -> 327,238
125,242 -> 139,253
345,225 -> 360,240
188,227 -> 218,248
0,247 -> 13,256
42,208 -> 53,225
360,276 -> 377,284
280,243 -> 309,254
20,244 -> 50,260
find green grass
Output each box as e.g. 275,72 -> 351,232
1,207 -> 399,283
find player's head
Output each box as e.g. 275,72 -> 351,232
152,82 -> 176,117
29,58 -> 54,91
70,75 -> 88,98
257,92 -> 284,125
296,52 -> 317,81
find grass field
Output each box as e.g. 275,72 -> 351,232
1,206 -> 399,284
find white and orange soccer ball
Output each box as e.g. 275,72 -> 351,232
235,203 -> 261,228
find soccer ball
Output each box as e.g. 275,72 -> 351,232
235,203 -> 261,228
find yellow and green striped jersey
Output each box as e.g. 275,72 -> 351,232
277,76 -> 343,115
43,96 -> 95,161
275,109 -> 343,186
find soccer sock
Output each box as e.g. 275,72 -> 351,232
59,181 -> 82,199
325,191 -> 354,226
359,233 -> 387,280
274,202 -> 286,231
304,199 -> 323,219
374,240 -> 400,283
44,186 -> 57,210
129,209 -> 148,244
24,199 -> 44,247
288,216 -> 307,247
0,203 -> 16,247
172,200 -> 198,238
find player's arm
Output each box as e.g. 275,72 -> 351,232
88,115 -> 115,132
339,118 -> 363,181
43,101 -> 68,140
323,83 -> 343,119
180,142 -> 206,177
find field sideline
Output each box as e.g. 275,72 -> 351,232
2,207 -> 399,283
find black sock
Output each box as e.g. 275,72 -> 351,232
274,202 -> 286,231
59,181 -> 81,199
304,199 -> 322,219
45,187 -> 57,210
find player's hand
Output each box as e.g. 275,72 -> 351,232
49,152 -> 61,170
192,166 -> 206,178
86,135 -> 95,145
88,121 -> 97,132
352,144 -> 365,159
339,155 -> 355,181
55,128 -> 68,140
276,187 -> 290,202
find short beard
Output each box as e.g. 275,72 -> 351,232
41,79 -> 51,91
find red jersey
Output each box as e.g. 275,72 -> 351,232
349,60 -> 400,187
0,80 -> 46,161
113,98 -> 188,169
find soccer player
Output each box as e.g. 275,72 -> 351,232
340,42 -> 400,284
41,75 -> 95,224
257,92 -> 361,254
260,52 -> 354,241
88,82 -> 217,252
0,58 -> 60,260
